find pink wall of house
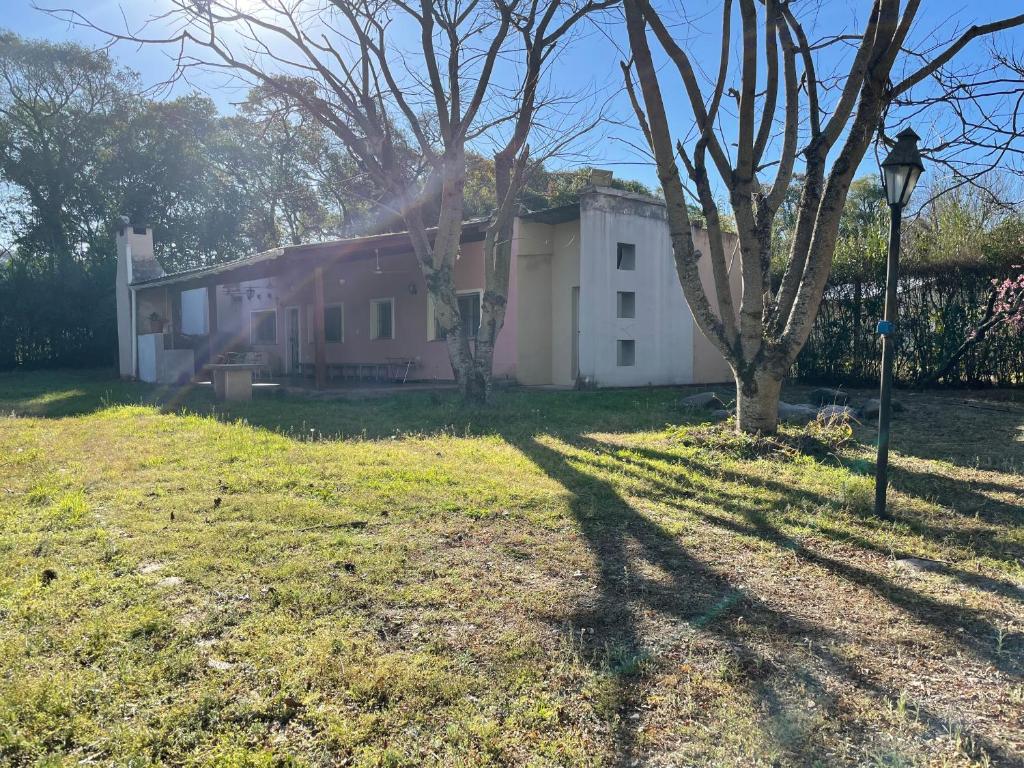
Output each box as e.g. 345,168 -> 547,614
208,237 -> 518,382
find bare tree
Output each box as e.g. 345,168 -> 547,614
46,0 -> 610,402
621,0 -> 1024,432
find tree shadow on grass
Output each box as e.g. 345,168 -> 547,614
513,433 -> 1022,766
1,368 -> 708,442
0,369 -> 209,418
887,463 -> 1023,526
582,435 -> 1023,673
620,441 -> 1024,602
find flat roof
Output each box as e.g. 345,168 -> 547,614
518,185 -> 667,226
519,202 -> 580,225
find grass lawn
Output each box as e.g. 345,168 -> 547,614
1,369 -> 1021,767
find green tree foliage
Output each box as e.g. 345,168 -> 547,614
0,32 -> 133,368
0,33 -> 658,370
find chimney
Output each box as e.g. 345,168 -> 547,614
589,168 -> 614,187
115,216 -> 164,378
116,217 -> 162,282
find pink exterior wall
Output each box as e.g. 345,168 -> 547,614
206,237 -> 517,382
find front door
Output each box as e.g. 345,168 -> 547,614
287,306 -> 300,374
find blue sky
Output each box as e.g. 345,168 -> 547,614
7,0 -> 1024,192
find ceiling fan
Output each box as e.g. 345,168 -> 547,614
371,247 -> 406,275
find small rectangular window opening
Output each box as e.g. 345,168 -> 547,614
617,291 -> 636,319
616,243 -> 636,270
370,298 -> 394,340
617,339 -> 635,366
251,310 -> 277,345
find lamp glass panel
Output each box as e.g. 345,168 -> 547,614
899,166 -> 922,206
883,165 -> 909,206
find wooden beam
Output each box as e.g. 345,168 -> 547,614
313,266 -> 327,389
207,282 -> 218,370
168,287 -> 180,350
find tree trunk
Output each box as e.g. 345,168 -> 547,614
735,368 -> 783,434
470,334 -> 496,403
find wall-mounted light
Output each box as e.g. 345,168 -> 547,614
408,282 -> 418,295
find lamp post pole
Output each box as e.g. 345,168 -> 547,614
874,127 -> 924,519
874,203 -> 902,518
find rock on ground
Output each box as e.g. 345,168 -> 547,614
894,557 -> 946,574
777,401 -> 819,425
809,387 -> 851,406
860,398 -> 904,419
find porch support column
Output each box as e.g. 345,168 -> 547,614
207,282 -> 218,370
313,266 -> 327,388
168,287 -> 180,350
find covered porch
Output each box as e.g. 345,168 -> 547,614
126,221 -> 497,393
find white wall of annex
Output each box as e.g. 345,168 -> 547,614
577,191 -> 694,387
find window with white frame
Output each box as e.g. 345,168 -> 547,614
251,309 -> 277,345
324,304 -> 344,343
428,290 -> 481,341
370,298 -> 394,340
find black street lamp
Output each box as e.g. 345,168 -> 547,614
875,127 -> 925,518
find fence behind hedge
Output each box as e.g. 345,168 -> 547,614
795,268 -> 1024,386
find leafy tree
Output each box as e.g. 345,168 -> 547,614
113,95 -> 252,271
0,32 -> 135,367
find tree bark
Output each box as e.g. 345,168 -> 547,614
735,367 -> 783,434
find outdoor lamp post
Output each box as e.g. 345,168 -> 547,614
874,127 -> 924,518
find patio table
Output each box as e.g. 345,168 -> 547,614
206,363 -> 263,401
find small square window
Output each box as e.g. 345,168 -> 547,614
617,291 -> 636,319
616,242 -> 635,270
617,339 -> 635,367
432,292 -> 481,340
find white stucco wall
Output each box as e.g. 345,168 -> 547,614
115,225 -> 161,378
576,189 -> 694,387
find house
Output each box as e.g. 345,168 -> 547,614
116,178 -> 739,388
